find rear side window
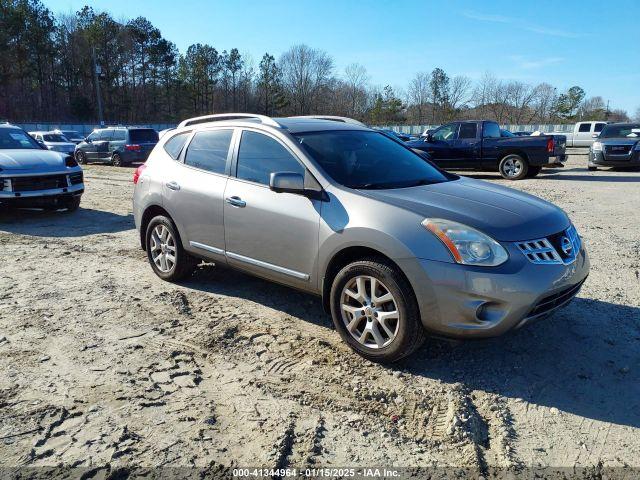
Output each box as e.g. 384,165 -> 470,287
164,132 -> 190,160
458,123 -> 477,139
112,129 -> 126,141
236,131 -> 304,185
594,123 -> 606,132
578,123 -> 591,132
129,129 -> 159,143
185,129 -> 233,174
482,122 -> 501,138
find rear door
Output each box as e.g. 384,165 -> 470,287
574,122 -> 594,147
161,128 -> 234,262
451,122 -> 480,167
223,129 -> 321,289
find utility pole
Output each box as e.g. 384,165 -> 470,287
92,47 -> 104,127
605,99 -> 610,120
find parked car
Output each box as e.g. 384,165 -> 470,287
548,121 -> 608,147
406,120 -> 567,180
0,124 -> 84,211
376,129 -> 412,142
54,129 -> 84,144
133,114 -> 589,362
588,123 -> 640,171
75,126 -> 159,166
29,131 -> 76,154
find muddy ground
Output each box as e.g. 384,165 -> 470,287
0,151 -> 639,478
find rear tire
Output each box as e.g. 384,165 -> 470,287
330,258 -> 426,363
145,215 -> 196,281
75,151 -> 87,165
499,154 -> 529,180
111,153 -> 123,167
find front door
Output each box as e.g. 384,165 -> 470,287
223,129 -> 321,289
422,123 -> 459,166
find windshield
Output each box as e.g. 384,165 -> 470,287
43,134 -> 68,142
129,129 -> 159,143
293,130 -> 452,189
599,124 -> 640,138
0,129 -> 42,150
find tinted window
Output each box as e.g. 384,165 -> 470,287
129,129 -> 159,143
61,130 -> 80,138
482,122 -> 501,138
0,129 -> 41,150
594,123 -> 606,132
164,132 -> 190,160
87,130 -> 104,141
112,129 -> 126,141
293,130 -> 451,189
43,134 -> 68,142
237,131 -> 304,185
432,124 -> 458,141
578,123 -> 591,133
458,123 -> 477,139
102,129 -> 115,141
185,129 -> 233,174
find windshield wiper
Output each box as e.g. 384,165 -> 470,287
352,178 -> 439,190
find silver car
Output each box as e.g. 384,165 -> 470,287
133,114 -> 590,362
29,131 -> 76,154
0,124 -> 84,211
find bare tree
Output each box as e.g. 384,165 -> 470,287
407,72 -> 430,124
343,63 -> 369,117
447,75 -> 471,117
278,44 -> 333,115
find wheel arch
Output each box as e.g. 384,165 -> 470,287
498,149 -> 529,163
139,204 -> 172,250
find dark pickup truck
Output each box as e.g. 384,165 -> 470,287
406,120 -> 567,180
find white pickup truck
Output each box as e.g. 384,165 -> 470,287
547,121 -> 608,147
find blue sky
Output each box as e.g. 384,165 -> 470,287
46,0 -> 640,113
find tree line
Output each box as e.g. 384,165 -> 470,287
0,0 -> 634,125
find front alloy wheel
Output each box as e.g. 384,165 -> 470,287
340,276 -> 399,349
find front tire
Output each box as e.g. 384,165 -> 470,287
145,215 -> 196,281
64,196 -> 81,212
111,153 -> 123,167
330,258 -> 425,363
75,151 -> 87,165
499,154 -> 529,180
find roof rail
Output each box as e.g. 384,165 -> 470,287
177,113 -> 281,129
289,115 -> 366,126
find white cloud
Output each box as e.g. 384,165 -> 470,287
462,10 -> 583,38
510,55 -> 564,70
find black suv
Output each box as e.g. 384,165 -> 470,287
75,127 -> 159,166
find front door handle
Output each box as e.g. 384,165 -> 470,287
166,181 -> 180,191
225,196 -> 246,208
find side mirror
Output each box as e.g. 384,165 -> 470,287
425,133 -> 433,142
269,172 -> 305,194
592,133 -> 599,138
84,137 -> 92,143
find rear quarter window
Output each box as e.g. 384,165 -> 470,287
163,132 -> 190,160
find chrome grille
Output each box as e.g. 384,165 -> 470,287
517,225 -> 581,265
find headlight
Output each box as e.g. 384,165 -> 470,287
422,219 -> 508,267
592,141 -> 602,151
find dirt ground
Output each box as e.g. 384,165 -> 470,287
1,151 -> 639,478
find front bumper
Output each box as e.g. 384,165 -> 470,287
589,150 -> 640,167
398,242 -> 590,338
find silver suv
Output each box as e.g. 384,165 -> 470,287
133,114 -> 590,362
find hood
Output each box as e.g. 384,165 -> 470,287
0,149 -> 67,171
359,177 -> 569,241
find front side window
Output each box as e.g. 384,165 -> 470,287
87,130 -> 103,141
594,123 -> 606,132
237,131 -> 304,185
293,130 -> 452,189
184,129 -> 233,174
432,124 -> 458,141
482,122 -> 501,139
164,132 -> 190,160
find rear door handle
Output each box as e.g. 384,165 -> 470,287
166,181 -> 180,191
225,196 -> 246,208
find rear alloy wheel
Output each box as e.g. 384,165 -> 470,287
111,153 -> 123,167
330,258 -> 425,363
75,151 -> 87,165
499,154 -> 529,180
145,215 -> 196,281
